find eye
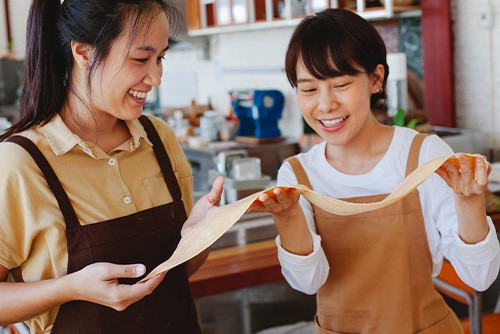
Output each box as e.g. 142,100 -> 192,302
301,88 -> 316,93
157,55 -> 166,63
133,58 -> 148,63
334,82 -> 351,89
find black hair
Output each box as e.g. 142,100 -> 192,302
1,0 -> 181,141
285,8 -> 389,108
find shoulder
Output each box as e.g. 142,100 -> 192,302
278,142 -> 325,186
420,133 -> 454,163
394,127 -> 453,163
0,138 -> 46,196
0,139 -> 39,176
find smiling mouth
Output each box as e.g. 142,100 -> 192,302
319,116 -> 349,127
128,89 -> 149,100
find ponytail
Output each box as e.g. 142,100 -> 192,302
0,0 -> 66,141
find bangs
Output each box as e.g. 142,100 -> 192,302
299,21 -> 362,83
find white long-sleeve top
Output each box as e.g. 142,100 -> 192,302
276,126 -> 500,294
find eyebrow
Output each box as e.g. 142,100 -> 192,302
135,45 -> 170,53
296,78 -> 314,84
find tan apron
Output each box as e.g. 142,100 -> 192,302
287,133 -> 464,334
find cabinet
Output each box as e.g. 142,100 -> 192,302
186,0 -> 421,36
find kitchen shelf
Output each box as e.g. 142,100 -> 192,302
188,1 -> 421,37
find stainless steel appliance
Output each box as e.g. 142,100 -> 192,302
183,141 -> 300,196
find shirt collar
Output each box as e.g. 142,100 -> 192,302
41,114 -> 153,157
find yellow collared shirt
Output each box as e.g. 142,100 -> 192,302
0,114 -> 193,333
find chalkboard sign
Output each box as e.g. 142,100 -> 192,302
398,17 -> 423,79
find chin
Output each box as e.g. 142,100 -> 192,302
122,107 -> 144,121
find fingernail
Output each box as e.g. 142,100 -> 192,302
273,188 -> 281,195
136,265 -> 146,276
259,194 -> 267,202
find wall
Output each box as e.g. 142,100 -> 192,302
0,1 -> 6,54
163,27 -> 303,138
1,1 -> 498,147
0,0 -> 30,58
451,0 -> 499,156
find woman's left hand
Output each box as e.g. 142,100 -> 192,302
181,176 -> 224,237
435,153 -> 492,198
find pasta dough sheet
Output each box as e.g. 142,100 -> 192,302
140,154 -> 480,282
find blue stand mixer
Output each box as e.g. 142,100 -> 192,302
230,90 -> 284,139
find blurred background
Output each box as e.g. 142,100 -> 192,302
1,1 -> 499,333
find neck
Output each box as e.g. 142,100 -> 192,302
60,88 -> 130,153
325,115 -> 394,174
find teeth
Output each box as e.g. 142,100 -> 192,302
128,89 -> 148,99
321,116 -> 347,127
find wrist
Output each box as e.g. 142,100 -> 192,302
454,193 -> 485,207
60,272 -> 79,303
273,203 -> 302,222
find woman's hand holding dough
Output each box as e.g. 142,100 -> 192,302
181,176 -> 225,237
68,262 -> 166,311
435,153 -> 492,244
435,153 -> 491,197
247,187 -> 302,219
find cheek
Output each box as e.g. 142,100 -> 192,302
298,96 -> 316,115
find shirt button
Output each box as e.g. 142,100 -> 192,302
108,158 -> 116,166
123,197 -> 131,204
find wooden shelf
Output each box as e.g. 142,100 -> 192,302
188,6 -> 421,37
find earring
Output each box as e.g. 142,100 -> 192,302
378,87 -> 383,93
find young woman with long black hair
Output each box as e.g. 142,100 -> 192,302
249,9 -> 500,333
0,1 -> 223,332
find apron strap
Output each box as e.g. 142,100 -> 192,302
6,136 -> 81,229
139,116 -> 182,202
285,156 -> 313,190
405,133 -> 430,177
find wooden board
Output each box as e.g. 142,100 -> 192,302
235,136 -> 286,145
189,239 -> 283,298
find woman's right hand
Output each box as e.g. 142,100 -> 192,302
68,262 -> 166,311
247,187 -> 302,219
248,187 -> 312,255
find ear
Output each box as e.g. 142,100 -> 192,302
71,41 -> 93,70
371,64 -> 385,94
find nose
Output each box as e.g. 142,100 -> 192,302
143,62 -> 162,87
317,90 -> 340,113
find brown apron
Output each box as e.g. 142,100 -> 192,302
7,116 -> 201,333
287,134 -> 464,334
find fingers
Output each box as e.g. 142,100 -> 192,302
441,153 -> 490,196
111,272 -> 166,311
100,263 -> 146,280
253,187 -> 301,214
475,157 -> 489,188
456,153 -> 474,181
207,176 -> 225,205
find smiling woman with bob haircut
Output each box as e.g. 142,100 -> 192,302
0,0 -> 224,333
249,8 -> 500,333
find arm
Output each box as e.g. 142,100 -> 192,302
425,136 -> 500,291
0,264 -> 73,326
248,162 -> 330,294
0,263 -> 165,326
